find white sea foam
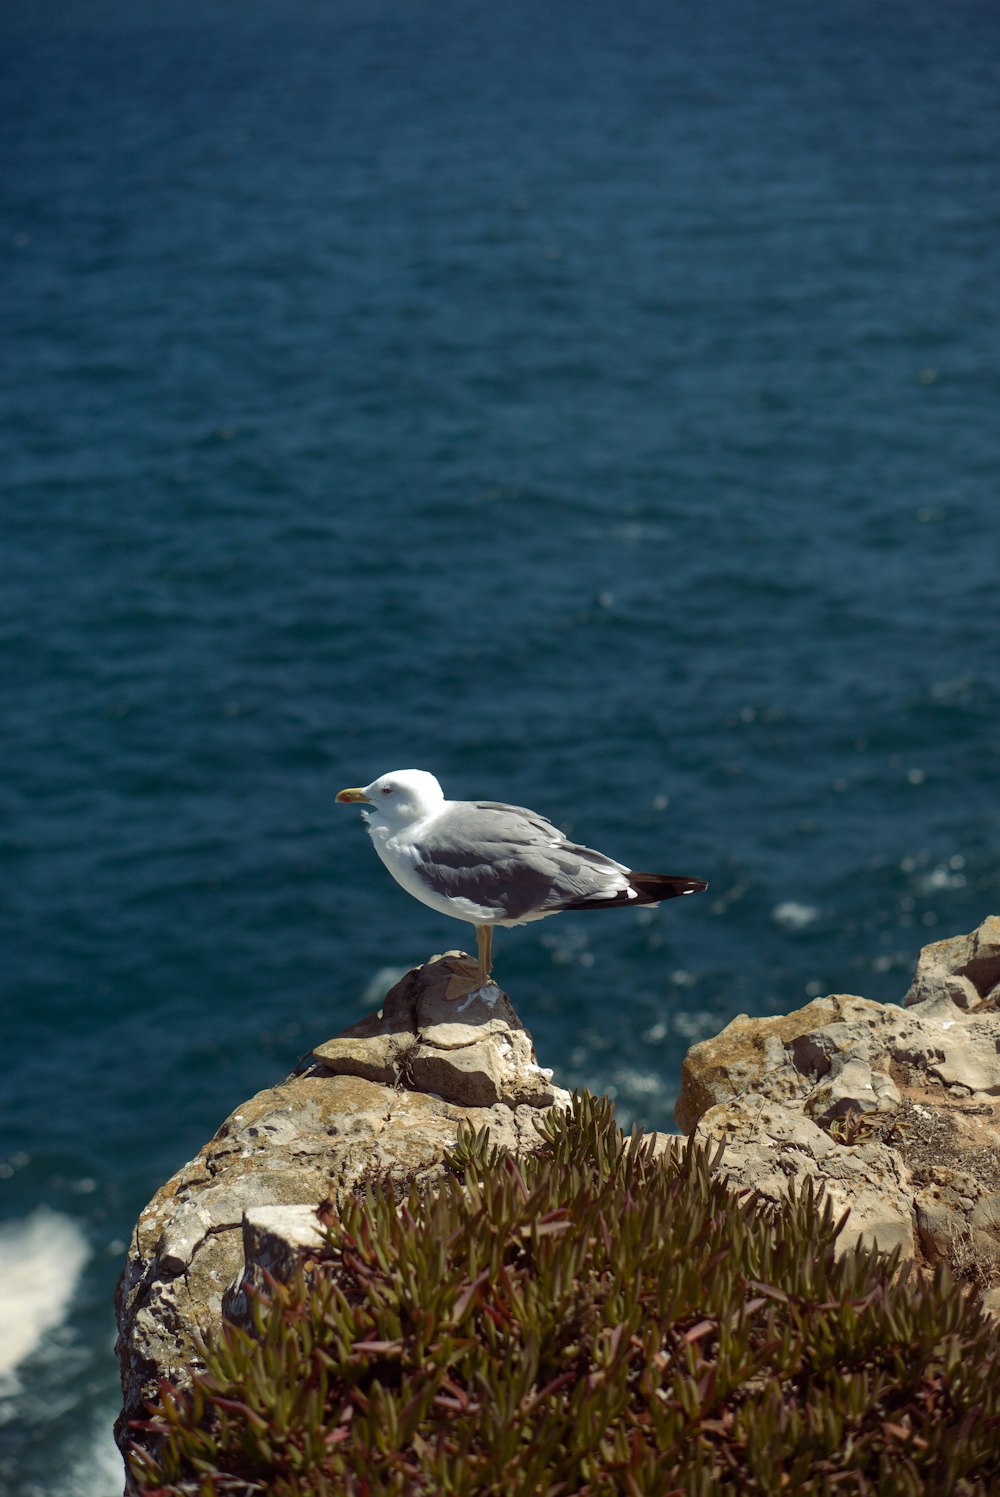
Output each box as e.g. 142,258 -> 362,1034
772,901 -> 819,930
48,1408 -> 125,1497
0,1207 -> 90,1391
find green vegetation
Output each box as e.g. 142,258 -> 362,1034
130,1094 -> 1000,1495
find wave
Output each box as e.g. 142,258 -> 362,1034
0,1207 -> 90,1393
47,1408 -> 125,1497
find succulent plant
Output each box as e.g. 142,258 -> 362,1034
129,1092 -> 1000,1495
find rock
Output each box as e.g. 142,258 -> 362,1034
904,916 -> 1000,1011
673,999 -> 842,1133
115,959 -> 570,1466
981,1286 -> 1000,1320
677,994 -> 902,1134
313,954 -> 560,1109
678,917 -> 1000,1289
806,1057 -> 898,1126
914,1170 -> 982,1263
222,1205 -> 326,1329
694,1096 -> 915,1258
117,918 -> 1000,1484
970,1195 -> 1000,1276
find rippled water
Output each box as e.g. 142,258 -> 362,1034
2,1 -> 999,1489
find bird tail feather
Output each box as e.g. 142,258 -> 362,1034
563,871 -> 707,912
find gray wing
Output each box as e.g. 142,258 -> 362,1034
413,800 -> 627,921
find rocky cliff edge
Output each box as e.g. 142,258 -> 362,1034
677,915 -> 1000,1292
114,953 -> 570,1456
116,919 -> 1000,1470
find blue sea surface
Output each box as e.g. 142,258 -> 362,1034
2,1 -> 999,1489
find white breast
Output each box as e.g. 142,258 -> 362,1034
367,820 -> 498,925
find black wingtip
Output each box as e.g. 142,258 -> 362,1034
628,872 -> 708,902
562,872 -> 708,913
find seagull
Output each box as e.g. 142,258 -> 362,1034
336,769 -> 707,998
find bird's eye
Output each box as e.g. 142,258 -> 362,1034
381,785 -> 394,795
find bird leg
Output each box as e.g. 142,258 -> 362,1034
442,925 -> 495,1001
476,924 -> 493,984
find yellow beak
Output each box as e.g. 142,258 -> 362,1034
336,787 -> 371,803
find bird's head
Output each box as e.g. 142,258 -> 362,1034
336,769 -> 446,824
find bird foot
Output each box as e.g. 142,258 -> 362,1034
430,952 -> 490,1001
424,950 -> 496,1001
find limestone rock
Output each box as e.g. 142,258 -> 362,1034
673,999 -> 841,1133
678,916 -> 1000,1287
117,918 -> 1000,1485
914,1175 -> 1000,1280
223,1205 -> 326,1329
693,1094 -> 915,1257
806,1057 -> 901,1126
312,954 -> 560,1109
914,1170 -> 980,1263
981,1286 -> 1000,1320
115,959 -> 569,1463
904,915 -> 1000,1011
676,994 -> 902,1135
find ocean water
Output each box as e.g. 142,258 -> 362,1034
2,1 -> 999,1489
